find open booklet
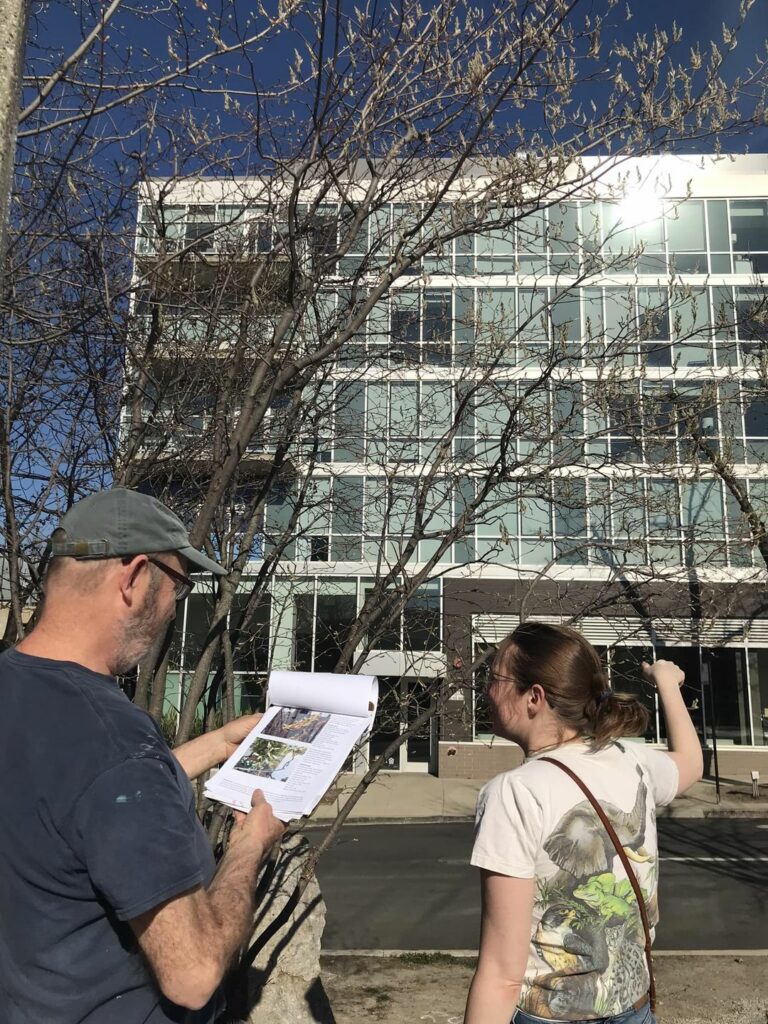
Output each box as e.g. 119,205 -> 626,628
204,670 -> 378,822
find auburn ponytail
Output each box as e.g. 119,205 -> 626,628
591,690 -> 650,748
497,622 -> 649,747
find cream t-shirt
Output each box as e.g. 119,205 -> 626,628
472,740 -> 678,1020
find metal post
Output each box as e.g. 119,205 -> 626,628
702,657 -> 721,802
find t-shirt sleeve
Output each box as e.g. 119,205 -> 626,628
70,756 -> 208,920
471,772 -> 543,878
627,743 -> 679,806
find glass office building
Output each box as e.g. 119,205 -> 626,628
135,155 -> 768,776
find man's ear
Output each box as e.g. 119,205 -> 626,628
118,555 -> 147,605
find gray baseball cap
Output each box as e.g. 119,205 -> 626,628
50,488 -> 227,576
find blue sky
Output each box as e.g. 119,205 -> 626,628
23,0 -> 768,175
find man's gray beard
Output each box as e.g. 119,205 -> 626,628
113,578 -> 165,676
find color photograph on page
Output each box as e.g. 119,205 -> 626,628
204,671 -> 378,821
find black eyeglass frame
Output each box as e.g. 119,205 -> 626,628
146,556 -> 195,602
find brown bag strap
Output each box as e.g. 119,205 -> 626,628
540,756 -> 656,1014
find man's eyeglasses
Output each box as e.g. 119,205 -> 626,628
147,557 -> 195,602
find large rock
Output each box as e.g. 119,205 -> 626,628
234,834 -> 336,1024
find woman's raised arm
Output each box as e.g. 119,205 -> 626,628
643,660 -> 703,794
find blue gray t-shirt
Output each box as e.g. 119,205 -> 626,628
0,648 -> 222,1023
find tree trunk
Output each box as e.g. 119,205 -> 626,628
224,835 -> 335,1024
0,0 -> 25,281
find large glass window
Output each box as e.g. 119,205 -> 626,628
730,200 -> 768,273
707,200 -> 731,271
298,478 -> 331,562
477,481 -> 517,563
553,478 -> 588,564
548,203 -> 581,274
603,288 -> 637,365
666,200 -> 707,273
473,645 -> 494,737
476,288 -> 516,364
682,480 -> 725,565
157,205 -> 186,251
702,648 -> 752,746
608,646 -> 656,742
610,478 -> 647,564
230,594 -> 271,675
743,385 -> 768,461
295,582 -> 358,673
389,383 -> 419,463
404,583 -> 441,651
265,482 -> 296,558
476,206 -> 516,274
550,290 -> 582,362
638,287 -> 671,367
647,478 -> 681,565
600,201 -> 665,272
392,202 -> 422,273
332,477 -> 363,560
423,289 -> 453,365
390,292 -> 420,362
748,650 -> 768,746
607,382 -> 642,463
186,205 -> 216,253
517,208 -> 547,275
420,383 -> 454,461
670,286 -> 711,366
333,382 -> 365,462
519,488 -> 553,564
735,288 -> 768,364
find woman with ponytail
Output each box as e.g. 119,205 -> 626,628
464,621 -> 702,1024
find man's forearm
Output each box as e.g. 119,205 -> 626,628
174,732 -> 226,781
132,796 -> 283,1011
202,835 -> 272,968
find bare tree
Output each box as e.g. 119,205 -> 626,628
3,0 -> 768,1018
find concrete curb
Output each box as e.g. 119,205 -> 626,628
307,808 -> 768,826
321,948 -> 768,959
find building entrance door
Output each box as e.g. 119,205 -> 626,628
368,676 -> 433,771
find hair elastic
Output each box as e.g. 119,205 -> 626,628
595,689 -> 612,706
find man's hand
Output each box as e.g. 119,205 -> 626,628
173,714 -> 263,781
642,659 -> 685,690
218,714 -> 263,762
231,790 -> 285,853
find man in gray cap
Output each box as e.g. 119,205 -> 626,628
0,487 -> 284,1023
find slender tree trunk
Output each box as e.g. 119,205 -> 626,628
0,0 -> 26,282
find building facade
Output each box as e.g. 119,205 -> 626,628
134,155 -> 768,777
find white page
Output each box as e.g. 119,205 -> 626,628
267,671 -> 377,718
204,674 -> 377,821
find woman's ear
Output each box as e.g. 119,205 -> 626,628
527,683 -> 548,714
